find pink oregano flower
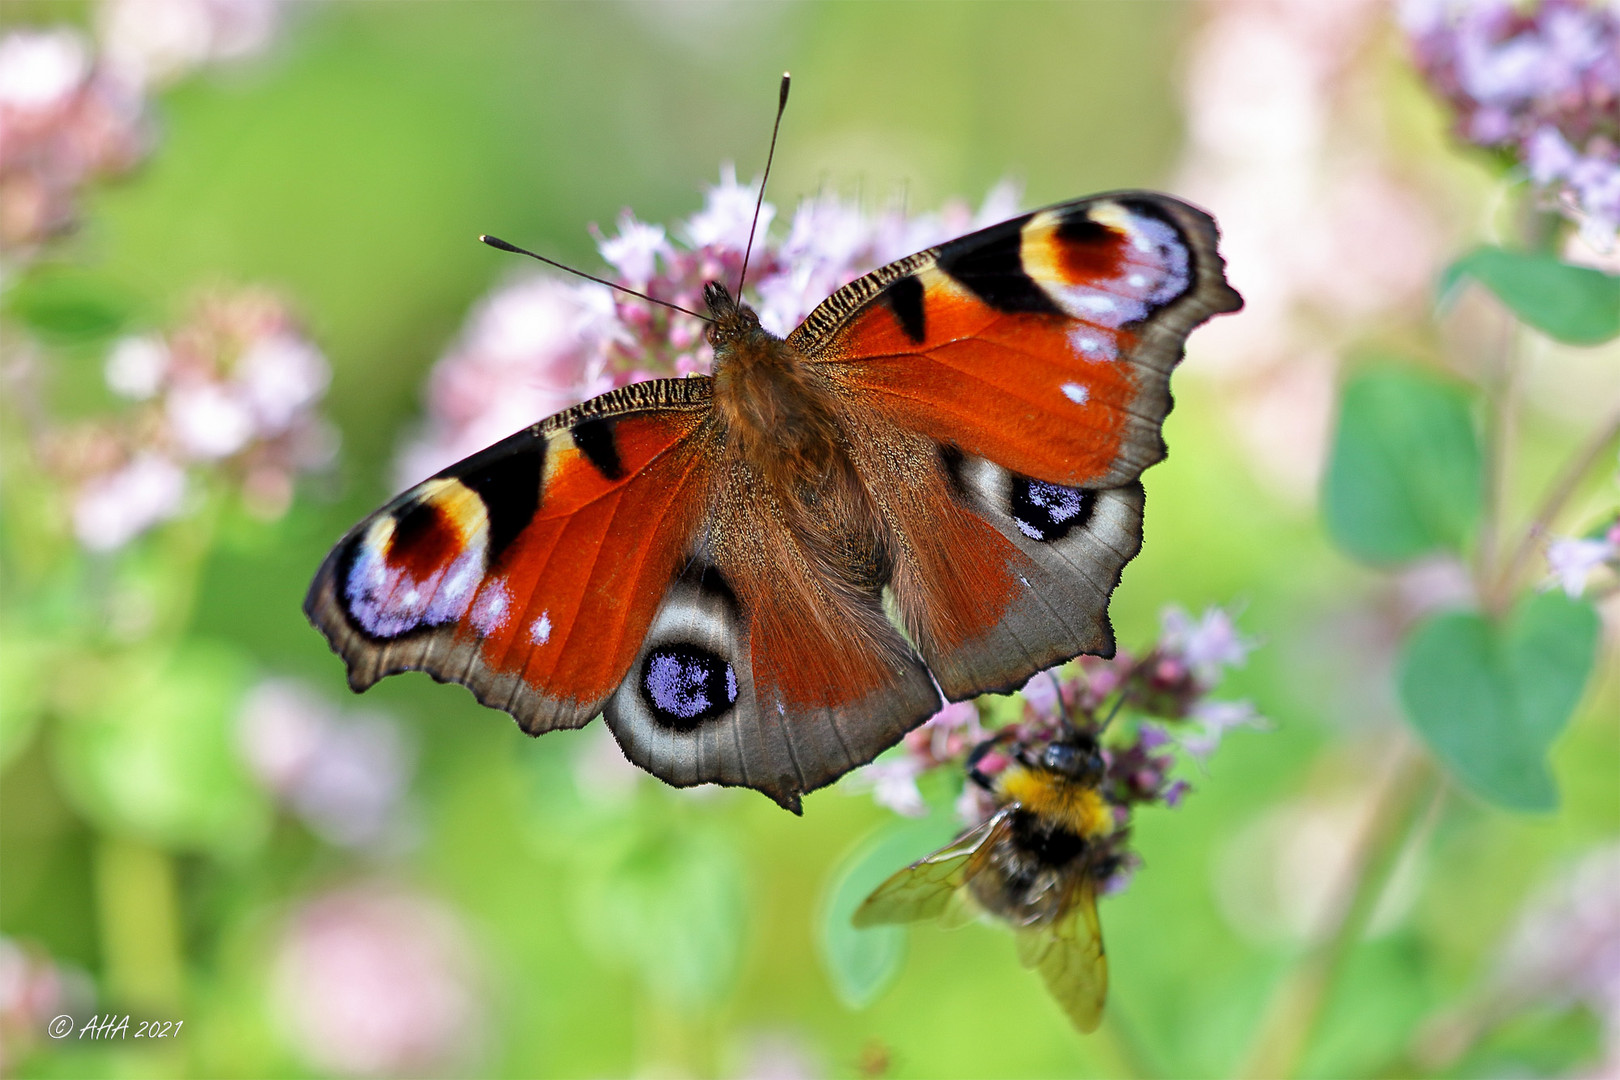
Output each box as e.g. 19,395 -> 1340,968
35,287 -> 336,552
396,170 -> 1023,486
1404,0 -> 1620,248
850,603 -> 1263,897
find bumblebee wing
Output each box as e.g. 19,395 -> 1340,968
851,808 -> 1014,928
1015,877 -> 1108,1033
937,887 -> 982,931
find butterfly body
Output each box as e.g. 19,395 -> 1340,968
306,192 -> 1240,812
854,728 -> 1116,1031
705,280 -> 843,487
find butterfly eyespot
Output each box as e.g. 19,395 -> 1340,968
1010,478 -> 1095,542
640,643 -> 739,729
338,481 -> 491,640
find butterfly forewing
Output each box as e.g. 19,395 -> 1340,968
794,192 -> 1240,490
305,379 -> 717,733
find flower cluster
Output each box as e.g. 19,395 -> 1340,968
1413,842 -> 1620,1075
1495,843 -> 1620,1028
1547,515 -> 1620,598
237,679 -> 415,852
1404,0 -> 1620,249
0,937 -> 93,1073
97,0 -> 281,91
851,605 -> 1262,893
397,166 -> 1020,485
269,883 -> 485,1077
0,28 -> 146,253
0,1 -> 282,256
33,288 -> 336,552
1172,0 -> 1445,503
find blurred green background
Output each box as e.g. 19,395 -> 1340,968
2,2 -> 1616,1078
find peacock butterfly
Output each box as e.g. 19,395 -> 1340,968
304,78 -> 1242,813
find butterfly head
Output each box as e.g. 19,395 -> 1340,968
703,282 -> 764,348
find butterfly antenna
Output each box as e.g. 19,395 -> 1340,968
479,234 -> 711,322
736,71 -> 790,298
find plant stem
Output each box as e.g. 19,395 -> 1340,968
1233,744 -> 1438,1079
1476,313 -> 1520,617
94,833 -> 186,1013
1494,404 -> 1620,603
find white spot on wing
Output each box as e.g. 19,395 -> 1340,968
1068,329 -> 1117,361
469,579 -> 513,635
530,611 -> 552,644
1061,382 -> 1090,405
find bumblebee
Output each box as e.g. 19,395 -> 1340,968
852,726 -> 1116,1032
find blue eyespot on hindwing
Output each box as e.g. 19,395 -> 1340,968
1010,477 -> 1095,542
640,643 -> 739,729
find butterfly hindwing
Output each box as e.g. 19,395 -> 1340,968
603,549 -> 942,814
928,453 -> 1146,699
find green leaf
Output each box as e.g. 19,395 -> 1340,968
817,815 -> 958,1009
52,640 -> 271,854
3,267 -> 141,344
1397,592 -> 1600,811
1322,366 -> 1483,565
1440,247 -> 1620,345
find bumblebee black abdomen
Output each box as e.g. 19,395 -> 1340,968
969,810 -> 1094,925
1010,808 -> 1090,866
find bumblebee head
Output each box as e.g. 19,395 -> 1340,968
1037,732 -> 1106,787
